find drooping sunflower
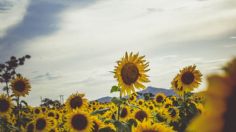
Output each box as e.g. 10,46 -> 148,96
171,74 -> 185,96
132,120 -> 174,132
66,110 -> 93,132
91,116 -> 104,132
34,115 -> 53,132
114,52 -> 150,96
175,65 -> 202,93
0,94 -> 13,116
11,76 -> 31,97
154,93 -> 166,105
164,107 -> 180,123
65,92 -> 88,111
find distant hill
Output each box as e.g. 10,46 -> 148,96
96,96 -> 112,103
138,86 -> 175,96
95,86 -> 175,103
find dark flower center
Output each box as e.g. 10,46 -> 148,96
130,96 -> 134,101
120,108 -> 128,118
139,101 -> 143,105
168,108 -> 177,117
35,109 -> 40,114
14,80 -> 26,92
42,108 -> 46,112
70,96 -> 83,109
26,123 -> 34,132
149,106 -> 153,110
36,118 -> 46,130
121,63 -> 139,85
48,112 -> 54,117
156,96 -> 163,103
181,72 -> 194,85
135,110 -> 147,122
0,99 -> 10,112
71,114 -> 88,130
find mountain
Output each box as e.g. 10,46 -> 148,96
96,96 -> 112,103
137,86 -> 175,96
95,86 -> 175,103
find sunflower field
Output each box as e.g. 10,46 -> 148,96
0,52 -> 236,132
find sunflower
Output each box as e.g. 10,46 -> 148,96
66,110 -> 93,132
33,107 -> 42,115
128,93 -> 137,103
65,92 -> 88,111
41,106 -> 47,113
25,122 -> 35,132
171,75 -> 185,96
91,116 -> 104,132
164,107 -> 180,123
188,58 -> 236,132
0,94 -> 13,116
154,93 -> 166,105
164,98 -> 173,108
176,65 -> 202,93
133,107 -> 151,122
114,52 -> 150,96
11,76 -> 31,97
34,115 -> 53,132
119,106 -> 131,121
47,110 -> 56,118
99,123 -> 116,132
132,120 -> 174,132
137,99 -> 144,106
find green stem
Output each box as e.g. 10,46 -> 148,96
16,96 -> 21,131
5,82 -> 9,97
117,91 -> 122,121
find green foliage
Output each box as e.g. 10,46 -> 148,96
110,85 -> 120,93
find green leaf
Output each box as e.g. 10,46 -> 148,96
111,97 -> 122,106
91,108 -> 110,115
114,120 -> 131,132
20,100 -> 28,106
99,127 -> 116,132
110,85 -> 120,93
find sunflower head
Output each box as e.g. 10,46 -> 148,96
120,106 -> 131,121
66,110 -> 93,132
65,92 -> 88,111
11,76 -> 31,97
164,107 -> 180,123
114,52 -> 150,96
25,122 -> 35,132
137,99 -> 144,106
155,93 -> 166,105
132,120 -> 174,132
133,107 -> 151,122
91,116 -> 104,132
34,115 -> 53,132
0,94 -> 13,115
176,65 -> 202,92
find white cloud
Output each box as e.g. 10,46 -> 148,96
0,0 -> 29,38
7,0 -> 236,105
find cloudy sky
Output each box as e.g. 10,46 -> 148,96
0,0 -> 236,106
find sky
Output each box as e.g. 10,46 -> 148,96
0,0 -> 236,106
